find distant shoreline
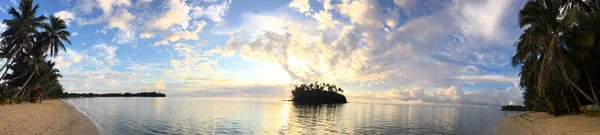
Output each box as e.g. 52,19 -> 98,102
62,92 -> 166,98
497,112 -> 600,135
0,100 -> 98,135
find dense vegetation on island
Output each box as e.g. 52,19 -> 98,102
0,0 -> 71,104
513,0 -> 600,116
501,105 -> 526,111
291,82 -> 347,103
62,92 -> 166,98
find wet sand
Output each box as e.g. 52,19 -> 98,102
0,100 -> 97,135
497,112 -> 600,135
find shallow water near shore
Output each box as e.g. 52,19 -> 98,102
63,97 -> 521,134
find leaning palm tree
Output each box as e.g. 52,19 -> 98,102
12,37 -> 49,101
0,0 -> 46,78
29,60 -> 60,103
514,0 -> 598,107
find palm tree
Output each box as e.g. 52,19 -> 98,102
11,16 -> 71,100
29,60 -> 61,103
0,0 -> 46,77
513,0 -> 599,108
41,16 -> 71,57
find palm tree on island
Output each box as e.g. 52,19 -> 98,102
291,81 -> 347,103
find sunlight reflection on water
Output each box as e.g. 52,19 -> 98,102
64,97 -> 519,135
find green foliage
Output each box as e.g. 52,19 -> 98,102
582,107 -> 600,117
292,81 -> 344,94
513,0 -> 600,116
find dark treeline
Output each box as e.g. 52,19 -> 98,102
62,92 -> 166,98
513,0 -> 600,115
0,0 -> 71,104
291,82 -> 347,103
501,105 -> 526,111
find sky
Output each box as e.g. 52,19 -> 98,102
0,0 -> 528,106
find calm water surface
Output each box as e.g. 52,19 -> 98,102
63,97 -> 520,135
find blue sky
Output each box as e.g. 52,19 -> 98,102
0,0 -> 528,105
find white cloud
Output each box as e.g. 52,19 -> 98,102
150,0 -> 191,30
235,13 -> 290,35
454,75 -> 518,84
154,79 -> 167,90
113,30 -> 136,44
0,23 -> 7,32
108,8 -> 135,30
154,21 -> 206,45
210,0 -> 522,90
139,32 -> 155,39
322,0 -> 333,11
138,0 -> 152,3
97,0 -> 131,16
335,0 -> 384,29
312,10 -> 339,30
52,44 -> 118,70
289,0 -> 311,15
71,32 -> 79,36
54,10 -> 76,25
457,0 -> 512,41
89,43 -> 120,66
350,83 -> 524,106
192,0 -> 231,22
53,48 -> 84,69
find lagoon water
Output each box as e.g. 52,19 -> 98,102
63,97 -> 520,135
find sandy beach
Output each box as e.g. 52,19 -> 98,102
0,100 -> 97,135
497,112 -> 600,135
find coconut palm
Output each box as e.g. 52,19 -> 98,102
40,16 -> 71,57
513,0 -> 598,109
29,60 -> 61,103
12,16 -> 71,100
0,0 -> 46,77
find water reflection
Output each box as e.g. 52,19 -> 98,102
282,103 -> 345,134
64,97 -> 518,135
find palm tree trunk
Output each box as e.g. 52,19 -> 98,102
537,50 -> 549,97
13,72 -> 35,99
0,61 -> 11,79
561,89 -> 571,114
558,61 -> 598,105
36,89 -> 43,103
545,97 -> 556,115
4,68 -> 32,84
19,88 -> 27,103
570,87 -> 582,107
588,76 -> 599,110
0,46 -> 20,78
41,90 -> 48,102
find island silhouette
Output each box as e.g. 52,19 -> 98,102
291,82 -> 347,103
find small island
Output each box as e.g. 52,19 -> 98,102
501,104 -> 526,111
291,82 -> 347,103
62,92 -> 166,98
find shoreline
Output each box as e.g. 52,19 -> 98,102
497,112 -> 600,135
0,99 -> 98,135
